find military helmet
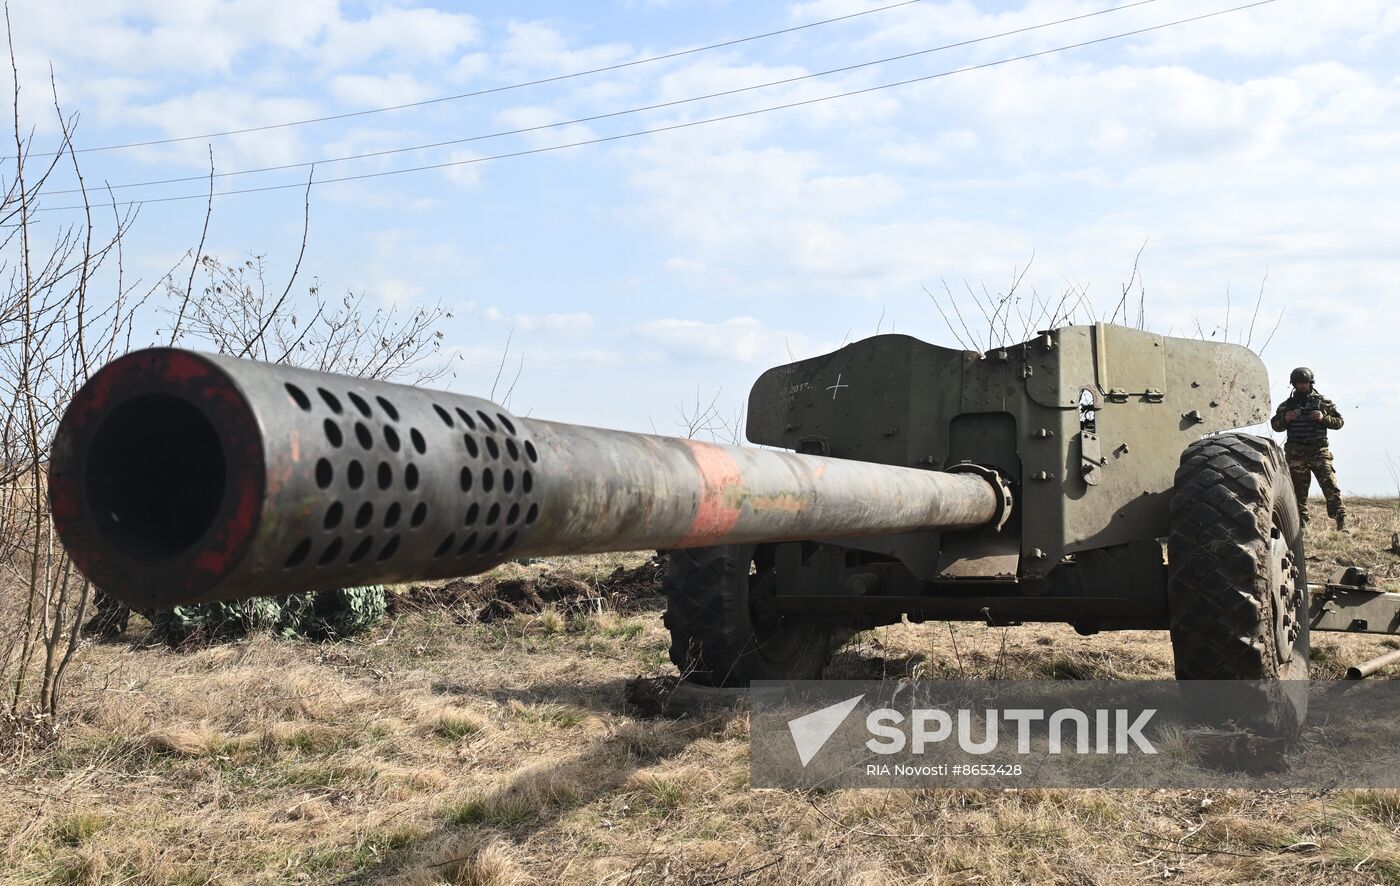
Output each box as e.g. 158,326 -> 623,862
1290,367 -> 1314,384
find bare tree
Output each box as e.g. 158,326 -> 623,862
719,399 -> 747,446
675,385 -> 724,440
924,246 -> 1284,359
0,11 -> 459,724
165,249 -> 453,385
161,176 -> 451,386
0,14 -> 155,722
488,326 -> 523,408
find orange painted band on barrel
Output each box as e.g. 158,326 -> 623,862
674,440 -> 743,548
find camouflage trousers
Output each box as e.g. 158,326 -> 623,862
1284,442 -> 1344,524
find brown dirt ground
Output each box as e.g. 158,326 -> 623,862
2,504 -> 1399,885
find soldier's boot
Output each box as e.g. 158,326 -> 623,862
1325,500 -> 1345,530
1327,499 -> 1346,531
81,605 -> 129,639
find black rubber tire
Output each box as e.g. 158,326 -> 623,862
1167,433 -> 1308,729
663,545 -> 836,687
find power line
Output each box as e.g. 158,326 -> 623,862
40,0 -> 1164,197
34,0 -> 1282,214
12,0 -> 924,160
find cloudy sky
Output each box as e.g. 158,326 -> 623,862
10,0 -> 1400,492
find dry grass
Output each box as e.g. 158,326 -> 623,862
2,516 -> 1399,884
1305,496 -> 1400,581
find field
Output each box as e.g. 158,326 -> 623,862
2,500 -> 1399,886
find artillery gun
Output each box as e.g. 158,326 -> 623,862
52,322 -> 1391,695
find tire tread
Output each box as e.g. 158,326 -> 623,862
1167,432 -> 1300,680
662,545 -> 834,686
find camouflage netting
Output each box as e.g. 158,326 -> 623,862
151,585 -> 387,645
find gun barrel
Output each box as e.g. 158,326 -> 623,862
50,349 -> 1011,609
1346,648 -> 1400,680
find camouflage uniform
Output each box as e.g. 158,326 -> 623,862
1270,387 -> 1344,526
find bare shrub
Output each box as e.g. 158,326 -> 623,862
675,384 -> 724,440
165,248 -> 453,385
0,23 -> 454,725
923,245 -> 1284,355
0,11 -> 151,722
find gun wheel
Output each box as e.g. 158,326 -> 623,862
1167,432 -> 1309,731
663,544 -> 835,687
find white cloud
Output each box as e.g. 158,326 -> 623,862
512,312 -> 595,333
498,21 -> 632,75
920,61 -> 1308,165
319,126 -> 433,169
644,54 -> 904,134
477,308 -> 595,334
495,105 -> 598,148
628,146 -> 901,224
663,257 -> 708,273
9,0 -> 338,76
318,7 -> 480,69
327,73 -> 437,109
442,151 -> 485,188
790,0 -> 1164,59
878,129 -> 980,166
631,317 -> 815,363
652,59 -> 811,103
118,91 -> 322,169
1130,0 -> 1400,59
375,279 -> 424,307
446,53 -> 491,84
444,343 -> 622,371
315,182 -> 443,214
81,76 -> 162,118
621,142 -> 1016,296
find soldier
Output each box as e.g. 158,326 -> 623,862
1270,367 -> 1345,529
